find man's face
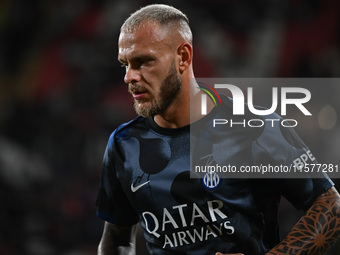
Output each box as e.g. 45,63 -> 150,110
118,23 -> 182,117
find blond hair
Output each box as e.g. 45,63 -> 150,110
121,4 -> 192,43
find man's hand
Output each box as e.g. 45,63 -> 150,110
215,253 -> 244,255
98,221 -> 137,255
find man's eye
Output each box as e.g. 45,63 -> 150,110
120,63 -> 128,68
140,59 -> 153,67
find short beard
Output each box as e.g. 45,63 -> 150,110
133,61 -> 182,118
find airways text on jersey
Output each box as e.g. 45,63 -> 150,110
141,199 -> 235,248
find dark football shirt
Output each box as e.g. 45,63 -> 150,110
96,95 -> 333,254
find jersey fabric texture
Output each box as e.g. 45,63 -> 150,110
96,95 -> 333,255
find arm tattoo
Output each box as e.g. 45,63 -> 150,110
267,187 -> 340,255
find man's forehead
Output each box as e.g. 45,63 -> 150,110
118,32 -> 137,50
118,25 -> 172,58
120,26 -> 165,43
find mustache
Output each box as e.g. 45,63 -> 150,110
128,84 -> 149,94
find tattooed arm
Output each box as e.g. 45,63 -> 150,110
266,187 -> 340,255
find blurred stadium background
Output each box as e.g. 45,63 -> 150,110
0,0 -> 340,254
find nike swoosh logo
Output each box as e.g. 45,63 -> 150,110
131,181 -> 150,192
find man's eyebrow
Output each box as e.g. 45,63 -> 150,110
118,55 -> 155,64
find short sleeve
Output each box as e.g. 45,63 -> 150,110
96,132 -> 139,226
278,178 -> 333,211
253,113 -> 334,211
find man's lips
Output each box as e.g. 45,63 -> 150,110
132,92 -> 147,100
130,86 -> 149,100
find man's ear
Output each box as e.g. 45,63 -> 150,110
177,43 -> 193,74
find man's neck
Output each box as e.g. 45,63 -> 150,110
153,95 -> 190,128
153,85 -> 214,129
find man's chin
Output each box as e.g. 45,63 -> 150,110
134,104 -> 154,118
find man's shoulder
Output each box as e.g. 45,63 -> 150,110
108,116 -> 147,142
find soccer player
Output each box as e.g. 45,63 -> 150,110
96,4 -> 340,255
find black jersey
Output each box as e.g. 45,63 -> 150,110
96,95 -> 333,254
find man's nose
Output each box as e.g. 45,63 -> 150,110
124,67 -> 141,84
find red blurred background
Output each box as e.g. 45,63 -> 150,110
0,0 -> 339,254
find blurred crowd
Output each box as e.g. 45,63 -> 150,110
0,0 -> 340,254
